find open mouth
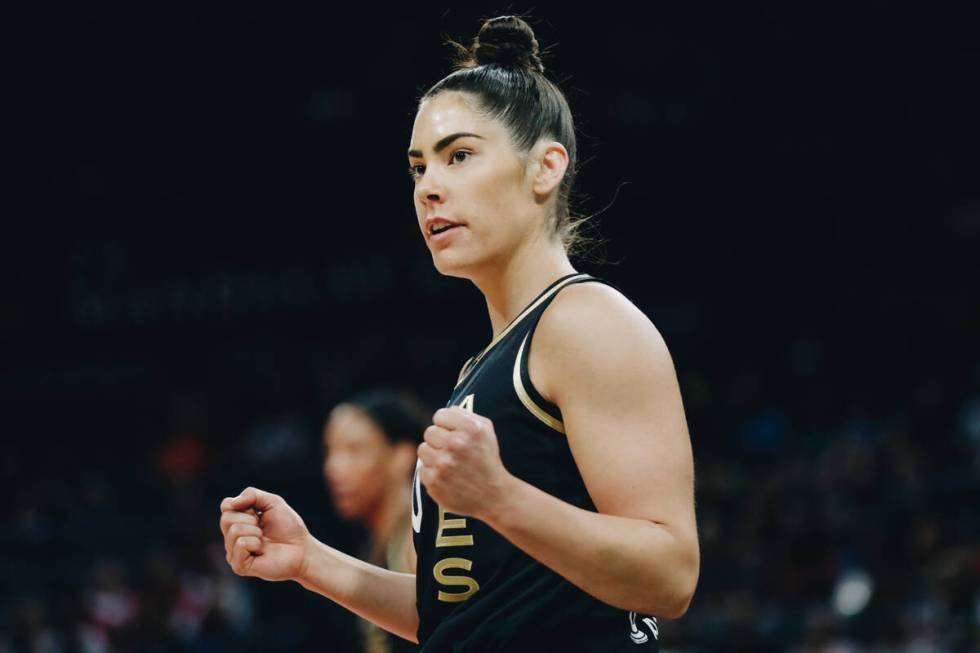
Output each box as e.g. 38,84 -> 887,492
431,223 -> 462,235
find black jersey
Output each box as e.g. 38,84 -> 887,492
411,272 -> 662,652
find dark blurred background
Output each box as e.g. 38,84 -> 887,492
3,3 -> 978,652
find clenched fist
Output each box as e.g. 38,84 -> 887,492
417,406 -> 515,520
219,487 -> 312,582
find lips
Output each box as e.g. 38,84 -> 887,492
432,223 -> 462,236
331,488 -> 355,503
425,216 -> 465,237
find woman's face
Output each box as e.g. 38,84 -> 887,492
408,91 -> 546,277
322,405 -> 392,521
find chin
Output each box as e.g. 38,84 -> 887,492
430,247 -> 494,281
430,252 -> 472,279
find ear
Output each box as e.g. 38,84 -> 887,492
531,140 -> 569,196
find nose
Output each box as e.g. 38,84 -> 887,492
415,166 -> 445,206
325,455 -> 342,484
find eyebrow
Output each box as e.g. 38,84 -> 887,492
407,132 -> 484,159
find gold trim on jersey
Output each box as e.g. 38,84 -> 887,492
456,356 -> 474,385
513,332 -> 565,434
455,273 -> 590,389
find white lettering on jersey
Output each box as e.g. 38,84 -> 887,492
411,458 -> 423,533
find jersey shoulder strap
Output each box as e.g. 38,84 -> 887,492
512,273 -> 625,434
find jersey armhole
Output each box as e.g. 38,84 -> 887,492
515,276 -> 626,435
516,323 -> 565,433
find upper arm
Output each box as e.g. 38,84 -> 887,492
531,284 -> 698,547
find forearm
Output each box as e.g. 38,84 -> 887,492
296,537 -> 419,643
484,475 -> 697,619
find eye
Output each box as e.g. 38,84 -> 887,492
407,150 -> 469,182
407,163 -> 425,181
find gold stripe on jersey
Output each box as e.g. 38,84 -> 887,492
456,357 -> 474,385
455,273 -> 590,388
513,332 -> 565,434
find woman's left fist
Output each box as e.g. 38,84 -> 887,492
417,406 -> 512,520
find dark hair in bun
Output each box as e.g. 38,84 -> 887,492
457,15 -> 545,73
420,15 -> 600,259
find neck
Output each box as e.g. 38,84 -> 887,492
471,234 -> 576,341
365,482 -> 410,542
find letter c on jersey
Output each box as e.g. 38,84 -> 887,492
412,458 -> 423,533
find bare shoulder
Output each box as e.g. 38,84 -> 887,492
529,281 -> 674,407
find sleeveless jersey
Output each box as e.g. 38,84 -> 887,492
411,272 -> 662,652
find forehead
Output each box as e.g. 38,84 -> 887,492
409,92 -> 501,150
324,405 -> 387,446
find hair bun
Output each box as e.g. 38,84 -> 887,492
471,15 -> 544,73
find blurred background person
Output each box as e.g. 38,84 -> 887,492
323,389 -> 429,653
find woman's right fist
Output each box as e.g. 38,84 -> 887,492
219,487 -> 311,582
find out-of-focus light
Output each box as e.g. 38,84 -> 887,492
832,569 -> 873,617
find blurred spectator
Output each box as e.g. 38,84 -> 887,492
322,389 -> 429,653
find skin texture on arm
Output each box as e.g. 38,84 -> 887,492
296,538 -> 420,643
490,282 -> 700,617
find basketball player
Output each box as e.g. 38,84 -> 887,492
219,15 -> 699,651
322,390 -> 425,653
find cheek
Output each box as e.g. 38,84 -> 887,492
328,451 -> 367,480
467,177 -> 520,235
353,451 -> 390,482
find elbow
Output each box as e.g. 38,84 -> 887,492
648,540 -> 700,620
671,545 -> 700,619
657,568 -> 698,620
666,583 -> 696,620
